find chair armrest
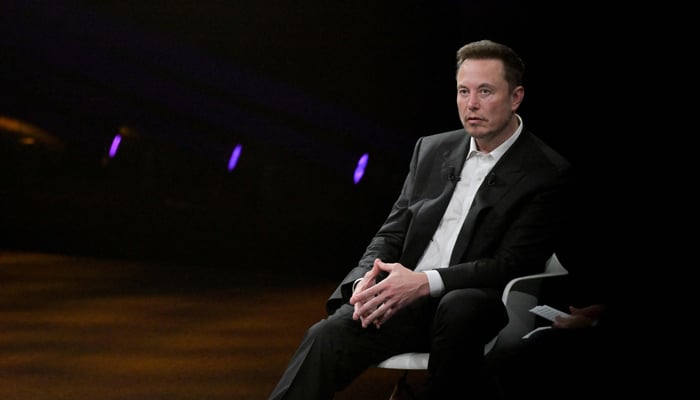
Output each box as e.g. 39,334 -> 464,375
501,253 -> 568,303
493,253 -> 569,352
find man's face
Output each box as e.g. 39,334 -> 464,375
456,59 -> 522,142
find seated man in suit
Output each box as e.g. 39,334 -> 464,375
268,39 -> 573,400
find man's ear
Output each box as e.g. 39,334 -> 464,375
511,86 -> 524,111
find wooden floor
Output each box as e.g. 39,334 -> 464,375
0,250 -> 416,400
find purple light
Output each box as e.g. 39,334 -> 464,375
108,134 -> 122,158
353,153 -> 369,184
228,144 -> 242,171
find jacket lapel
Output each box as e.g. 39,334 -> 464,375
449,135 -> 529,264
401,135 -> 469,268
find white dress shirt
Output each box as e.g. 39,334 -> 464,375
416,116 -> 523,296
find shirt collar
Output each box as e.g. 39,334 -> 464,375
468,114 -> 523,162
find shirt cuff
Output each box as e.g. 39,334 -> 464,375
352,278 -> 363,293
422,270 -> 445,297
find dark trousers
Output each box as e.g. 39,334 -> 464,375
269,288 -> 508,400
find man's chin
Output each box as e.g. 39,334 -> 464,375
465,129 -> 488,139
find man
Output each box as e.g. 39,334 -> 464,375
269,39 -> 572,399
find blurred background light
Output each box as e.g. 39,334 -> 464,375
228,144 -> 242,172
109,134 -> 122,158
353,153 -> 369,184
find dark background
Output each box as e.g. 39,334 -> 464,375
1,0 -> 619,282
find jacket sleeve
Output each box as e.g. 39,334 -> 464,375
325,137 -> 425,314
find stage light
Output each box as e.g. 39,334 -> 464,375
228,144 -> 242,171
353,153 -> 369,184
109,134 -> 122,158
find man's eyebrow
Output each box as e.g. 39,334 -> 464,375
457,83 -> 496,89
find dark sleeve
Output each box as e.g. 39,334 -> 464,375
325,138 -> 424,314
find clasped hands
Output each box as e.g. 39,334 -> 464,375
349,258 -> 430,329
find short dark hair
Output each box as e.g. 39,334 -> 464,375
456,40 -> 525,90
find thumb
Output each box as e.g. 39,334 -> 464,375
374,259 -> 392,273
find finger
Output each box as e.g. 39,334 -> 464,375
552,315 -> 567,328
366,259 -> 382,278
356,299 -> 383,328
375,259 -> 393,273
352,301 -> 366,320
359,291 -> 387,316
354,301 -> 379,323
351,281 -> 383,305
364,267 -> 379,283
360,307 -> 378,328
350,268 -> 381,304
367,301 -> 392,328
360,309 -> 375,328
350,288 -> 373,306
374,304 -> 393,328
350,284 -> 368,304
354,299 -> 373,319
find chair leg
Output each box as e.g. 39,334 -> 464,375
389,370 -> 418,400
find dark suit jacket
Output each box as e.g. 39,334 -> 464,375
327,128 -> 572,314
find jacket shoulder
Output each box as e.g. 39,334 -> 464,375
519,130 -> 571,171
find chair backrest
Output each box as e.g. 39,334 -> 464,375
544,253 -> 567,275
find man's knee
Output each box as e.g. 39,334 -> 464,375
304,305 -> 356,347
